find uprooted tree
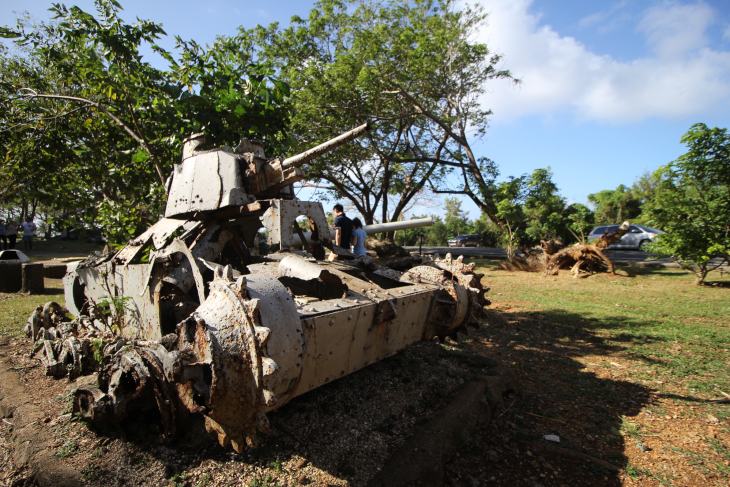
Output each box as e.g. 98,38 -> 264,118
503,222 -> 631,277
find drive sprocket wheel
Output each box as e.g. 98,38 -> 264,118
401,253 -> 490,342
431,253 -> 490,341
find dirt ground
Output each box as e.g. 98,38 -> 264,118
1,333 -> 506,487
1,272 -> 729,486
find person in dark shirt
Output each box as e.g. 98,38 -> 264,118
332,203 -> 353,250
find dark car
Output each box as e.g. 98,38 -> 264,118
447,234 -> 482,248
587,224 -> 664,250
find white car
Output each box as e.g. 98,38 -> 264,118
587,224 -> 664,251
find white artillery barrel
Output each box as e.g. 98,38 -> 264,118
281,123 -> 370,171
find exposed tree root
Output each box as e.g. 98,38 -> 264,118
544,244 -> 614,277
500,222 -> 631,277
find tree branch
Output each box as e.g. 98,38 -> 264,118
17,90 -> 168,190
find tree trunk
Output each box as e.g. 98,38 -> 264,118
540,239 -> 563,256
544,244 -> 615,276
596,221 -> 630,248
21,263 -> 45,294
501,241 -> 618,277
30,198 -> 38,221
21,198 -> 28,222
45,210 -> 51,239
694,266 -> 708,286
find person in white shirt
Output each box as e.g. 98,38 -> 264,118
21,217 -> 37,251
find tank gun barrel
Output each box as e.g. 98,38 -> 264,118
289,217 -> 433,248
361,217 -> 433,235
281,122 -> 370,170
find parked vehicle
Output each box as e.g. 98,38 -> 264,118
587,224 -> 664,250
448,234 -> 482,248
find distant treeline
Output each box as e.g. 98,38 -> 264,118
394,169 -> 661,250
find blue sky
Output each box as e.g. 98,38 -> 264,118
3,0 -> 730,219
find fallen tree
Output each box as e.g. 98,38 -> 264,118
501,222 -> 630,277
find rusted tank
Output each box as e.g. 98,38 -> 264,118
55,123 -> 489,451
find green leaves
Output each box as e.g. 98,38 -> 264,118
171,35 -> 292,153
588,185 -> 642,225
0,27 -> 21,38
226,0 -> 515,225
490,168 -> 590,251
1,0 -> 294,244
645,124 -> 730,284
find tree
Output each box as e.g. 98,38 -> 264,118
493,175 -> 527,258
471,212 -> 502,248
644,123 -> 730,285
443,197 -> 472,237
522,168 -> 568,244
1,0 -> 293,243
394,214 -> 448,246
564,203 -> 595,243
588,184 -> 641,225
491,168 -> 575,257
630,170 -> 664,224
173,35 -> 293,155
631,171 -> 662,207
231,0 -> 515,232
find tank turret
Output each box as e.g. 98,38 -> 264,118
165,123 -> 369,218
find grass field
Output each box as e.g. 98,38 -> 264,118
469,260 -> 730,396
458,260 -> 730,485
0,282 -> 64,336
0,261 -> 728,485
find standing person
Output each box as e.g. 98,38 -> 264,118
332,204 -> 353,250
351,218 -> 368,255
21,216 -> 37,252
5,219 -> 17,249
0,218 -> 6,250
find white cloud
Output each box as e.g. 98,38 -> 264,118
479,0 -> 730,124
639,0 -> 714,57
577,1 -> 631,34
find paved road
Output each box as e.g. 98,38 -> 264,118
404,246 -> 727,268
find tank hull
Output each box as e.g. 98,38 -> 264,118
48,126 -> 490,450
